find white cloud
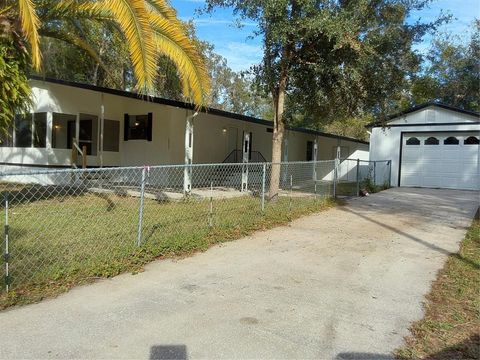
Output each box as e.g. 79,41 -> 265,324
216,42 -> 263,72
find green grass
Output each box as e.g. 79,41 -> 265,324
395,218 -> 480,359
0,187 -> 336,309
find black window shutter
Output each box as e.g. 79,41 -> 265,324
124,113 -> 129,141
147,112 -> 153,141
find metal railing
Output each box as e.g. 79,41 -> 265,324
222,149 -> 267,163
0,159 -> 390,295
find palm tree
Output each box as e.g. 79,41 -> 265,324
0,0 -> 210,106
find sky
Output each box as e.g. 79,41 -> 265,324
171,0 -> 479,72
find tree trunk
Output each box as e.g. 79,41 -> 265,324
268,71 -> 287,201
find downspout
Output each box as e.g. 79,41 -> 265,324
184,111 -> 198,195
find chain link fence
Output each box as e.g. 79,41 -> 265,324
0,159 -> 390,295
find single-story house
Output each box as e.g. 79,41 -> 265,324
0,77 -> 369,172
368,102 -> 479,190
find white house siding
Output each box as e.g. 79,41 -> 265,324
369,105 -> 480,188
0,79 -> 369,172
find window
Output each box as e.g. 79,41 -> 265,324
306,141 -> 314,161
406,137 -> 420,145
266,128 -> 273,133
103,120 -> 120,152
52,112 -> 76,149
424,137 -> 439,145
124,113 -> 152,141
464,136 -> 479,145
78,114 -> 98,155
33,113 -> 47,148
14,114 -> 32,147
443,136 -> 459,145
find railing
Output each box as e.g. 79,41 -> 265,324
71,138 -> 87,169
222,149 -> 267,163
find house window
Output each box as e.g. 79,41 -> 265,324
266,128 -> 273,133
424,137 -> 439,145
443,136 -> 459,145
406,137 -> 420,145
14,114 -> 32,147
33,113 -> 47,148
52,112 -> 76,149
464,136 -> 479,145
103,120 -> 120,152
124,113 -> 152,141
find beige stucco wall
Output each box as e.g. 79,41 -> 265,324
0,80 -> 369,168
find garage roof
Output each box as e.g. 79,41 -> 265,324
368,102 -> 480,128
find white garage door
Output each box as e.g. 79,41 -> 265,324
400,132 -> 480,190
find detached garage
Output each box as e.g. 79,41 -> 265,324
369,102 -> 480,190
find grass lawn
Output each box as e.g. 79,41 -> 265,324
395,218 -> 480,359
0,186 -> 337,310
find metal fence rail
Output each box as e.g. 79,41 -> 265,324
0,159 -> 390,293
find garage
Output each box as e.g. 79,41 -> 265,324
400,132 -> 479,190
368,102 -> 480,190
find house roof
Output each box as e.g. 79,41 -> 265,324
30,75 -> 369,145
367,102 -> 480,128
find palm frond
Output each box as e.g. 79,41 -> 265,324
97,0 -> 156,92
18,0 -> 41,69
149,13 -> 210,106
145,0 -> 177,21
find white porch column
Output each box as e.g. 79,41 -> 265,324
46,112 -> 53,150
183,111 -> 197,194
283,131 -> 289,162
99,95 -> 105,168
282,131 -> 289,185
241,132 -> 250,191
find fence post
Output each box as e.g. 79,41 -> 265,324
136,167 -> 147,246
261,163 -> 266,213
356,158 -> 360,197
373,161 -> 377,186
289,174 -> 293,214
4,193 -> 9,292
209,181 -> 213,227
333,161 -> 337,198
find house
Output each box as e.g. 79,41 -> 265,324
369,102 -> 480,190
0,77 -> 369,173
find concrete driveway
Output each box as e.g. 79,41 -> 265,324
0,188 -> 478,359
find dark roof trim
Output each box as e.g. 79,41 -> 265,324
373,121 -> 480,128
367,102 -> 480,128
30,75 -> 369,145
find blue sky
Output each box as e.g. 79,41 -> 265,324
171,0 -> 479,72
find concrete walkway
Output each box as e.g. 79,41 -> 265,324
0,188 -> 478,359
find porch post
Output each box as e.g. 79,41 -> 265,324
283,131 -> 289,162
241,132 -> 250,192
183,111 -> 197,194
46,112 -> 52,149
282,131 -> 289,185
100,95 -> 105,168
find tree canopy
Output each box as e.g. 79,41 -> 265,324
204,0 -> 445,197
